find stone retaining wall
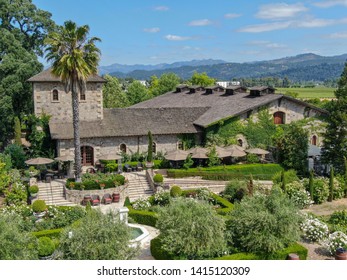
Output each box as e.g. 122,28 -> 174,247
65,184 -> 128,204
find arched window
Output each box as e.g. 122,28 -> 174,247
311,135 -> 317,146
273,111 -> 285,124
120,143 -> 127,153
153,142 -> 157,154
52,89 -> 59,101
237,139 -> 243,147
81,146 -> 94,166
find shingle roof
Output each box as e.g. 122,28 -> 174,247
27,68 -> 106,83
131,88 -> 327,127
49,107 -> 208,140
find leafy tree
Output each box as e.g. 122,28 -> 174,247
0,0 -> 56,55
149,73 -> 180,96
274,123 -> 309,175
189,71 -> 215,87
0,158 -> 11,194
322,62 -> 347,173
183,154 -> 194,170
102,74 -> 129,108
156,198 -> 227,259
126,80 -> 149,105
25,114 -> 54,158
0,28 -> 43,148
4,144 -> 26,169
0,213 -> 38,259
58,210 -> 139,260
44,21 -> 101,182
227,188 -> 302,256
207,146 -> 220,167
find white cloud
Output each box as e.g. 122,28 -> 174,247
256,3 -> 308,20
238,16 -> 347,32
329,31 -> 347,38
165,34 -> 193,41
188,19 -> 213,26
238,21 -> 291,32
144,27 -> 160,33
248,40 -> 287,49
224,13 -> 242,19
314,0 -> 347,8
154,6 -> 169,11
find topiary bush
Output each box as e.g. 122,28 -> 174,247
32,200 -> 47,213
123,196 -> 131,207
170,185 -> 182,197
29,185 -> 39,194
153,174 -> 163,183
37,236 -> 55,257
128,207 -> 158,227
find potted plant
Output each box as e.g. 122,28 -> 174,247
32,199 -> 47,219
28,166 -> 39,177
38,237 -> 55,260
153,173 -> 164,190
29,185 -> 39,198
99,183 -> 105,190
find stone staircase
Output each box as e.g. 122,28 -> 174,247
124,172 -> 154,202
37,179 -> 76,206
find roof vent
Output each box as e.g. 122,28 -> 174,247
189,85 -> 204,94
205,85 -> 225,94
175,84 -> 189,93
249,86 -> 275,97
225,86 -> 247,95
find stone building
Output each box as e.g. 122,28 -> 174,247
28,69 -> 326,168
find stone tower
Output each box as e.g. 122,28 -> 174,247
28,68 -> 106,122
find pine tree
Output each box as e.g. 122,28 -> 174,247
322,62 -> 347,173
147,131 -> 153,163
13,116 -> 22,146
309,170 -> 314,200
329,166 -> 334,201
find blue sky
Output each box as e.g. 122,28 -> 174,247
32,0 -> 347,66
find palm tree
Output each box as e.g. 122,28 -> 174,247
44,21 -> 101,182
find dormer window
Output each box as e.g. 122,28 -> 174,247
52,89 -> 59,101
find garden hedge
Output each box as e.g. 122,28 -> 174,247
32,228 -> 63,239
167,164 -> 283,181
127,207 -> 158,227
214,243 -> 308,260
150,236 -> 176,260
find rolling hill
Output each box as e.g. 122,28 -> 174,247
103,53 -> 347,82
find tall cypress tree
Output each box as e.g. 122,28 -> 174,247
328,166 -> 334,202
147,131 -> 153,163
322,63 -> 347,173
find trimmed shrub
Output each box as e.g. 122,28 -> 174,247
215,253 -> 261,260
150,236 -> 175,260
37,236 -> 55,257
153,191 -> 171,206
223,180 -> 248,202
128,207 -> 158,227
170,185 -> 182,197
32,228 -> 63,239
123,196 -> 131,207
32,200 -> 47,213
29,185 -> 39,194
153,174 -> 163,183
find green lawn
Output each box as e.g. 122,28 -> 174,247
277,87 -> 336,99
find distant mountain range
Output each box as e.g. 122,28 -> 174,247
99,53 -> 347,82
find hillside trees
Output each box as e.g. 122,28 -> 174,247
322,62 -> 347,173
0,0 -> 55,149
148,73 -> 181,96
127,80 -> 150,105
102,75 -> 129,108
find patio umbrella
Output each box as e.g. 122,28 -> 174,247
214,146 -> 231,158
165,150 -> 189,161
225,144 -> 245,152
98,153 -> 122,161
229,148 -> 247,158
25,157 -> 54,165
190,147 -> 209,159
245,148 -> 269,155
54,155 -> 74,162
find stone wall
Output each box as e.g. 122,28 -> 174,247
57,134 -> 182,163
33,82 -> 103,122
